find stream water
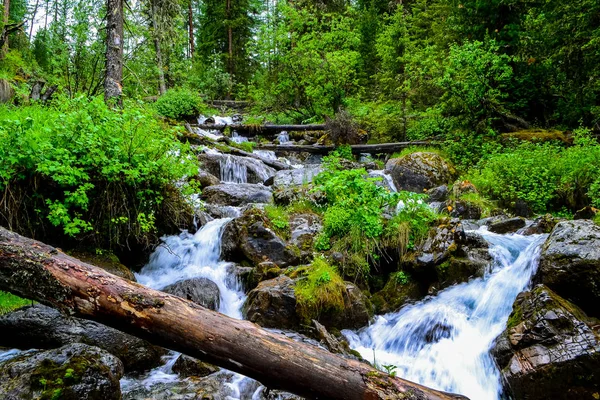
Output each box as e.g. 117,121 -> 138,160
344,229 -> 547,400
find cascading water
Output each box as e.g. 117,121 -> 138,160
231,131 -> 249,144
343,229 -> 547,400
277,131 -> 290,144
253,150 -> 277,161
220,155 -> 248,184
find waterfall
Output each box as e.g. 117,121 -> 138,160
253,150 -> 277,161
343,229 -> 547,400
277,131 -> 290,144
220,155 -> 248,184
231,131 -> 248,144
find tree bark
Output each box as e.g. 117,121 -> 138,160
105,0 -> 124,106
188,0 -> 194,59
2,0 -> 10,54
0,227 -> 467,400
151,0 -> 167,95
194,123 -> 327,133
28,0 -> 40,40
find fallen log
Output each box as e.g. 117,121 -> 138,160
194,123 -> 327,134
0,227 -> 467,400
258,141 -> 433,155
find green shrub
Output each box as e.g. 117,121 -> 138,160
0,291 -> 31,315
295,257 -> 346,322
0,96 -> 198,251
155,89 -> 202,120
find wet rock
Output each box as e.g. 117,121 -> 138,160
68,250 -> 136,281
312,320 -> 346,354
487,217 -> 526,234
0,343 -> 123,400
272,166 -> 323,205
538,220 -> 600,318
0,304 -> 165,373
201,183 -> 273,206
225,264 -> 254,291
162,277 -> 221,311
427,185 -> 449,202
385,152 -> 456,193
522,214 -> 560,235
221,209 -> 300,267
244,275 -> 300,330
449,199 -> 482,220
253,261 -> 283,282
319,282 -> 372,330
196,169 -> 221,188
492,285 -> 600,400
172,355 -> 220,378
371,276 -> 424,314
289,213 -> 322,253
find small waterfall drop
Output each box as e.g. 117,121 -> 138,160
220,155 -> 248,184
277,131 -> 290,144
231,131 -> 248,144
253,150 -> 277,161
343,229 -> 547,400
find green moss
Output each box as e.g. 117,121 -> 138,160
294,257 -> 346,323
458,192 -> 496,218
390,146 -> 449,160
502,129 -> 569,144
31,356 -> 93,399
0,291 -> 31,315
264,205 -> 291,239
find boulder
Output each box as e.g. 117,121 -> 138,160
492,285 -> 600,400
243,275 -> 300,330
197,169 -> 221,188
385,152 -> 456,193
172,354 -> 220,378
449,200 -> 482,220
201,183 -> 273,206
0,79 -> 14,104
487,217 -> 526,234
371,276 -> 424,314
427,185 -> 449,202
68,250 -> 136,281
0,304 -> 165,373
273,166 -> 323,189
573,206 -> 599,220
522,214 -> 560,235
243,276 -> 371,330
538,220 -> 600,318
162,277 -> 220,311
289,213 -> 323,252
221,209 -> 300,267
0,343 -> 123,400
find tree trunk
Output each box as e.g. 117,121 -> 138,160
2,0 -> 10,54
29,0 -> 40,40
105,0 -> 124,106
258,141 -> 433,155
151,0 -> 167,95
188,0 -> 194,59
194,123 -> 327,133
0,227 -> 468,400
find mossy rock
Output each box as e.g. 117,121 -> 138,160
502,129 -> 571,144
68,250 -> 135,281
385,152 -> 457,194
372,274 -> 425,314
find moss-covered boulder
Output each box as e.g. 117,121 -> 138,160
68,250 -> 135,281
0,343 -> 123,400
221,208 -> 300,267
385,152 -> 456,193
371,275 -> 424,314
538,220 -> 600,318
0,304 -> 165,373
492,285 -> 600,400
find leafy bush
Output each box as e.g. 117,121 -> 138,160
0,96 -> 198,252
295,257 -> 346,322
468,128 -> 600,213
155,89 -> 202,120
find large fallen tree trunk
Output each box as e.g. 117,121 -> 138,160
258,141 -> 433,155
194,123 -> 327,134
0,227 -> 467,400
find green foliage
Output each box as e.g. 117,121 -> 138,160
391,271 -> 410,286
264,205 -> 290,238
155,89 -> 202,120
294,257 -> 346,322
469,128 -> 600,213
0,291 -> 31,315
0,96 -> 198,250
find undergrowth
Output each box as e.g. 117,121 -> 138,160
0,291 -> 31,315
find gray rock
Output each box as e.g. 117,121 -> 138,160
221,210 -> 300,267
487,217 -> 526,234
201,183 -> 273,206
162,277 -> 220,310
522,214 -> 560,235
273,166 -> 323,189
172,354 -> 220,378
492,285 -> 600,400
385,152 -> 456,193
0,304 -> 165,373
289,213 -> 322,252
243,275 -> 300,330
538,220 -> 600,318
427,185 -> 449,202
197,169 -> 221,188
0,343 -> 123,400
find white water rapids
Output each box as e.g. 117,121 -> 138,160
344,229 -> 547,400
